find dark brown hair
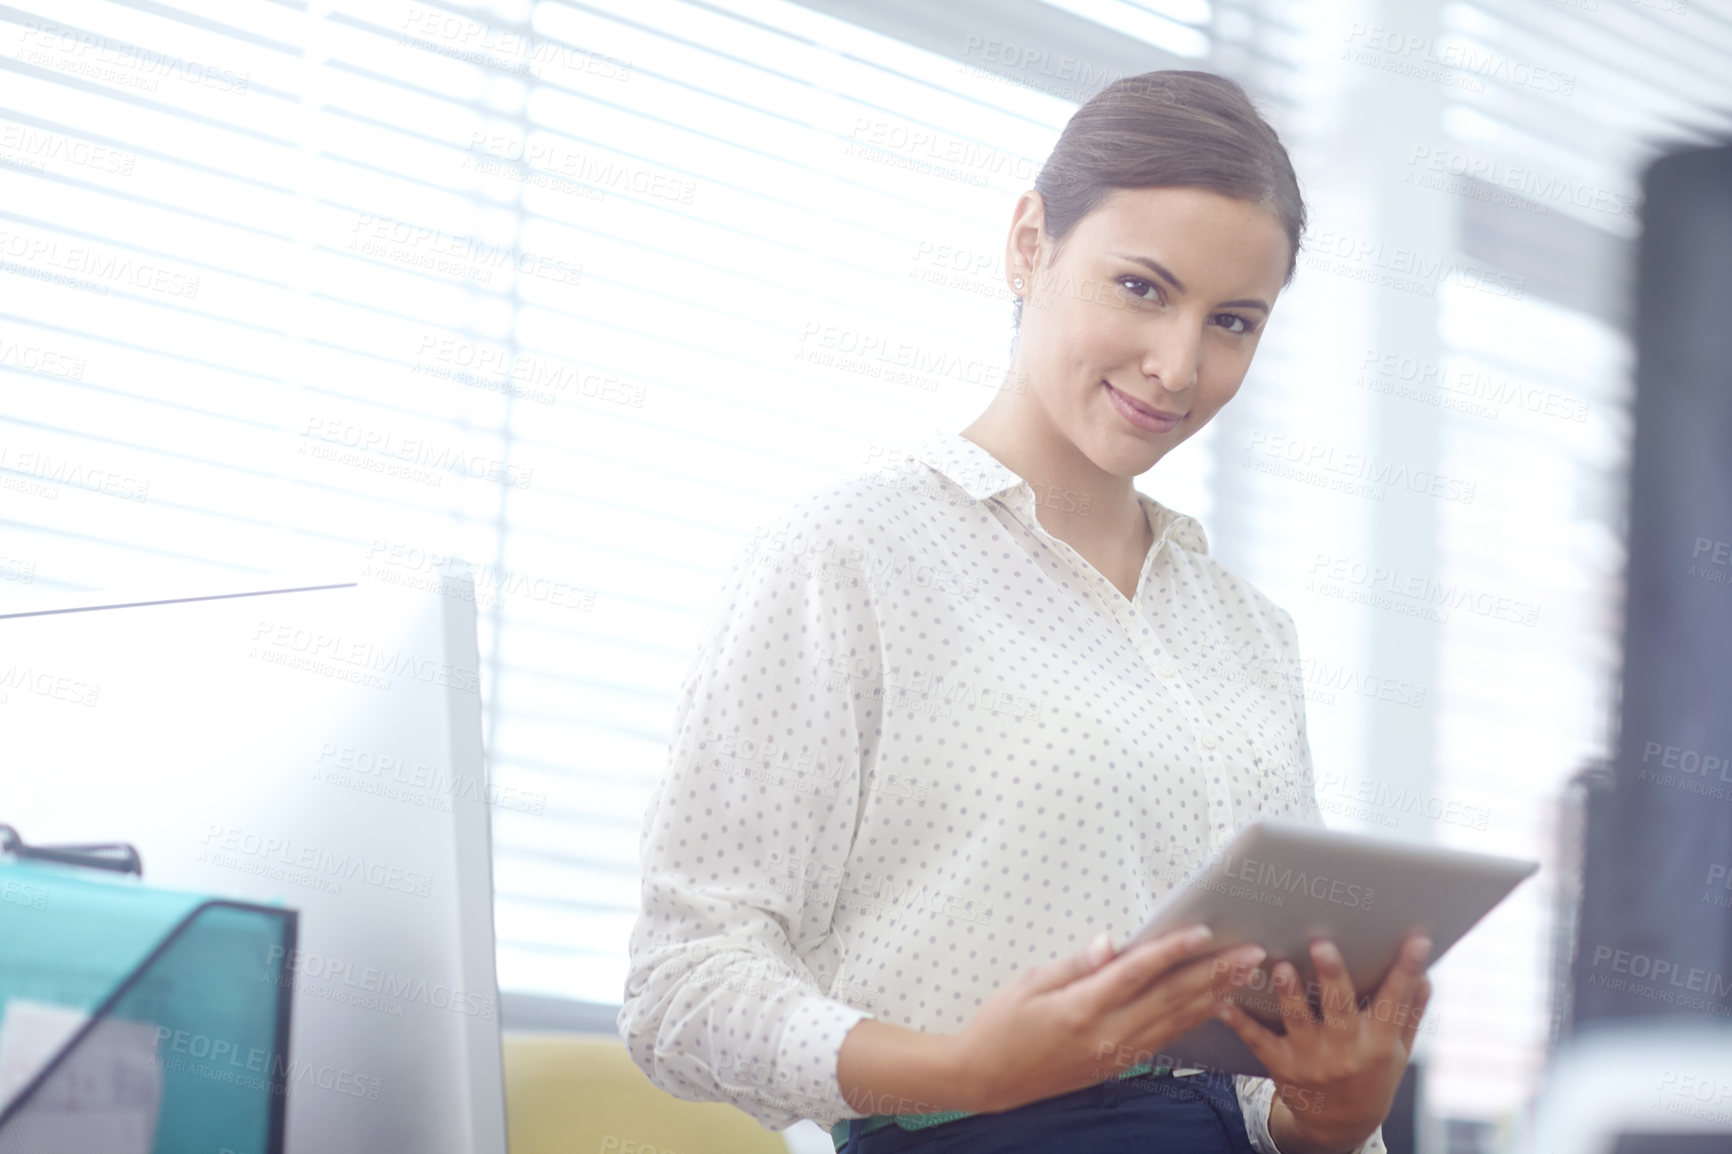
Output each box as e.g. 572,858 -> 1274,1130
1015,69 -> 1306,327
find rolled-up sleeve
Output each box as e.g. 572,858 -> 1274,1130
1235,606 -> 1385,1154
618,499 -> 884,1130
1236,1074 -> 1387,1154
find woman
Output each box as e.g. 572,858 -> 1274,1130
619,70 -> 1430,1154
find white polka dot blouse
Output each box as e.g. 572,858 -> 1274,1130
617,429 -> 1385,1154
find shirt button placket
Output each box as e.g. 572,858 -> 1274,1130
1146,644 -> 1235,841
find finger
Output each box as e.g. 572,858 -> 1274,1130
1309,938 -> 1358,1035
1365,933 -> 1431,1041
1398,975 -> 1432,1053
1269,959 -> 1314,1040
1069,924 -> 1216,1008
1124,973 -> 1239,1061
1202,945 -> 1270,1009
1126,943 -> 1264,1014
1024,927 -> 1138,995
1121,943 -> 1264,1046
1198,943 -> 1269,1004
1214,996 -> 1294,1077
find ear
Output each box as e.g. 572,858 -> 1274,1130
1004,189 -> 1047,291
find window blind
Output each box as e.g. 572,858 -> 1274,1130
0,0 -> 1185,1015
1208,0 -> 1732,1141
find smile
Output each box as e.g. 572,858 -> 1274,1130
1103,381 -> 1185,433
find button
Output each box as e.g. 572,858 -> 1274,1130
1200,735 -> 1217,750
1157,663 -> 1176,678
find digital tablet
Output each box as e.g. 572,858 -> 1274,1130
1121,820 -> 1539,1076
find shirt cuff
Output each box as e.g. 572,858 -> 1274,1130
1238,1075 -> 1388,1154
1240,1076 -> 1281,1154
777,994 -> 875,1124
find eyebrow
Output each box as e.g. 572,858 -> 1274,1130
1115,254 -> 1271,315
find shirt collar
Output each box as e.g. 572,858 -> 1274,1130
909,430 -> 1209,555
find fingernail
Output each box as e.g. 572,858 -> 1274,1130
1237,945 -> 1267,966
1411,936 -> 1433,966
1088,931 -> 1114,964
1186,924 -> 1215,946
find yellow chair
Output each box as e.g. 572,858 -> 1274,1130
502,1032 -> 794,1154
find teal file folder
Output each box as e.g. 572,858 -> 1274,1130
0,856 -> 297,1154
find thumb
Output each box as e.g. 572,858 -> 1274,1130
1027,931 -> 1116,993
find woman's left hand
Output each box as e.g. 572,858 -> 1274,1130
1214,932 -> 1432,1154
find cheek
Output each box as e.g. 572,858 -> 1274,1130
1056,302 -> 1139,372
1190,366 -> 1248,423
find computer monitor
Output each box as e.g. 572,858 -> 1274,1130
0,576 -> 506,1154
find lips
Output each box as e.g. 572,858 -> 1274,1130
1103,381 -> 1186,432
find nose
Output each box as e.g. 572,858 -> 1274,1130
1140,317 -> 1202,394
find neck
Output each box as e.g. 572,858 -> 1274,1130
959,398 -> 1148,555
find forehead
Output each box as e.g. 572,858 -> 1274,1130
1065,186 -> 1290,291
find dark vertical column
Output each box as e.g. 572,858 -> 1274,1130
1572,144 -> 1732,1026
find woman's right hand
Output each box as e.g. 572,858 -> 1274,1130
946,924 -> 1266,1114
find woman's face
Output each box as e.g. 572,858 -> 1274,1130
1007,186 -> 1291,477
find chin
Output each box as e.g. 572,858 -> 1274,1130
1082,425 -> 1168,478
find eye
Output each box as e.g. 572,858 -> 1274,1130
1118,276 -> 1163,303
1213,312 -> 1258,336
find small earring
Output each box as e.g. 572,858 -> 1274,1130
1013,276 -> 1024,290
